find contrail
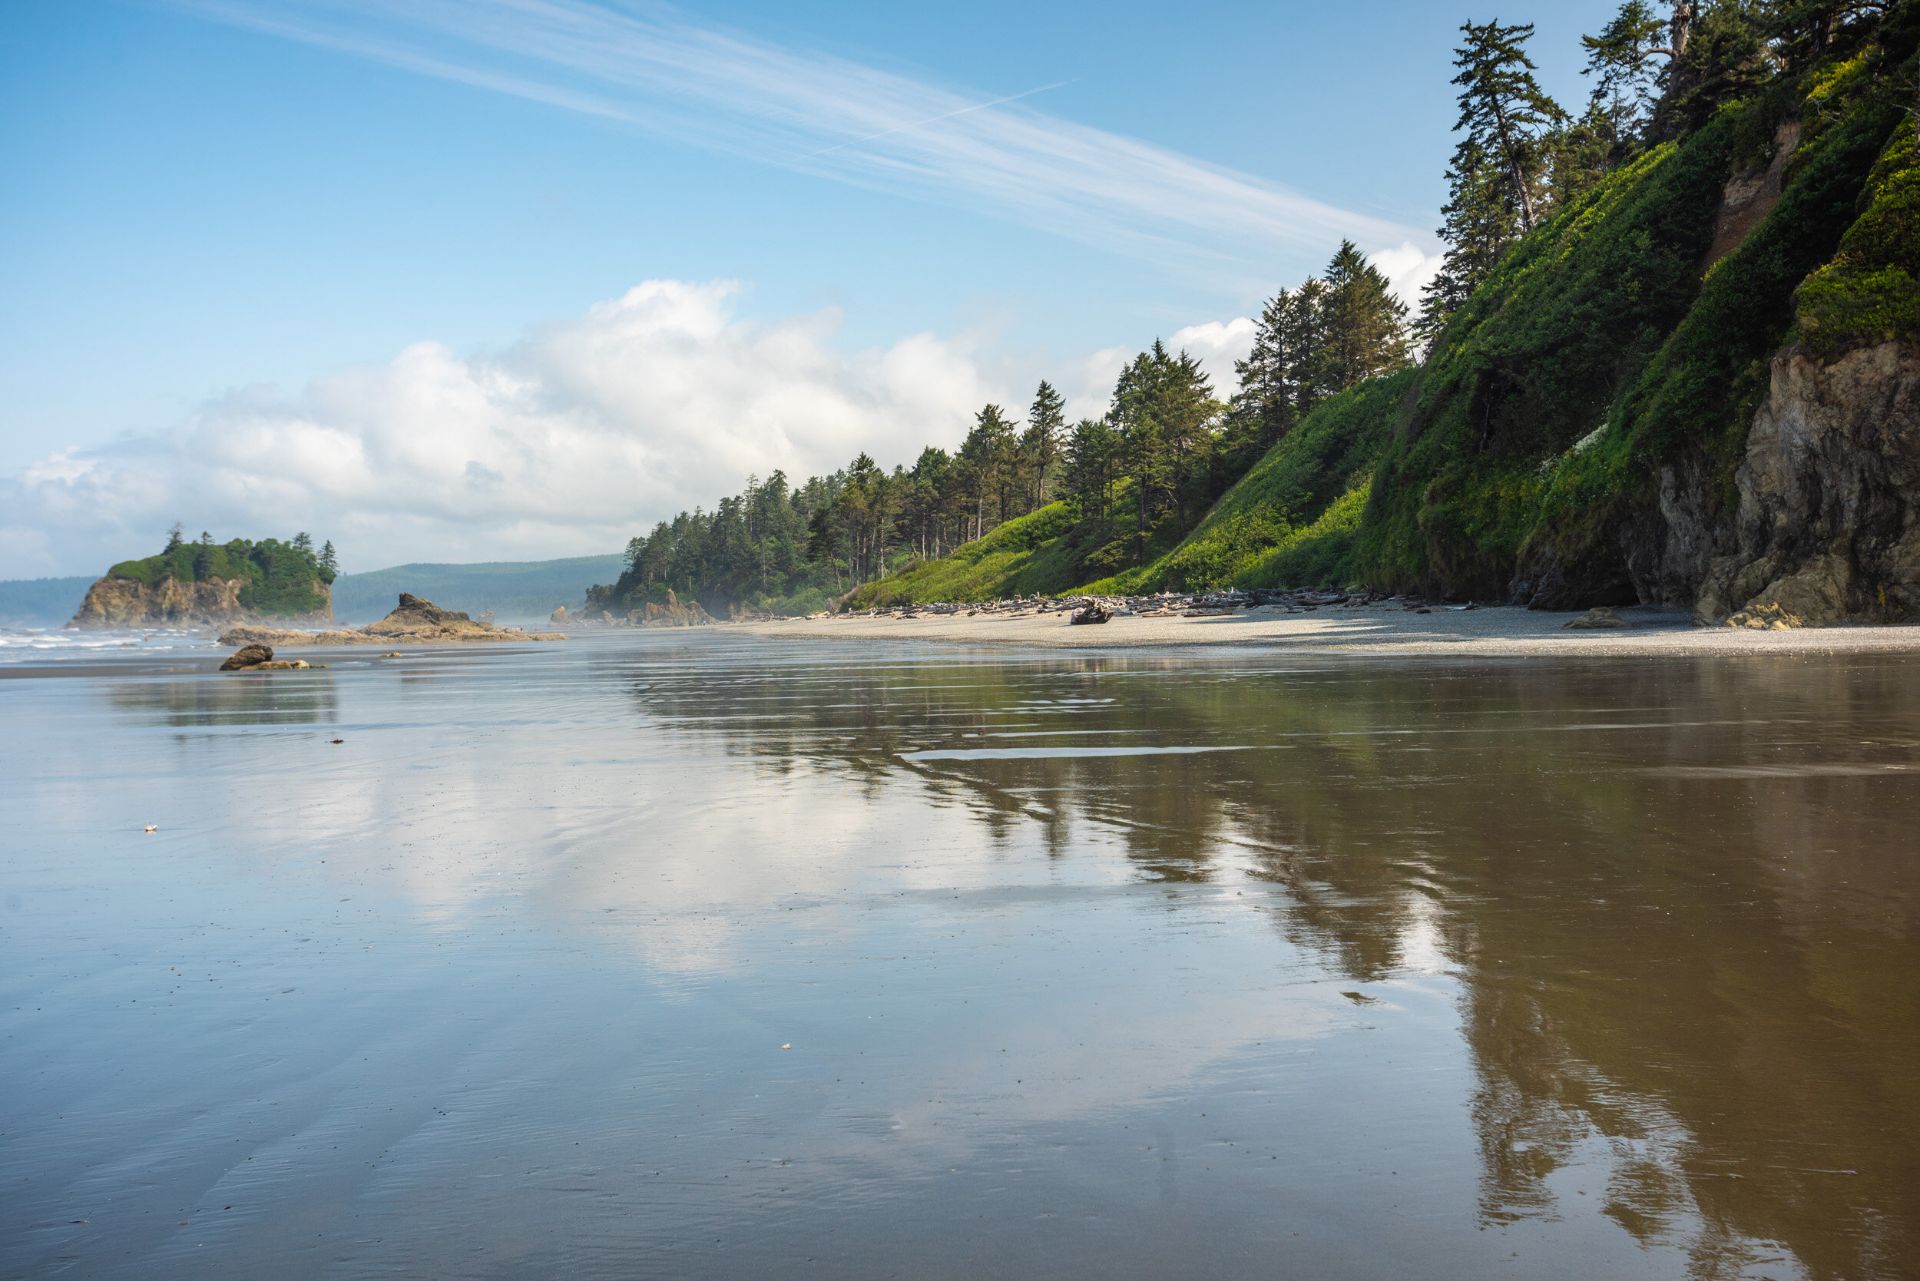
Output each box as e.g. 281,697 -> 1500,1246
786,79 -> 1077,165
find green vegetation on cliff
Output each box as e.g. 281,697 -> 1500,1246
1090,371 -> 1415,593
602,2 -> 1917,615
109,528 -> 334,616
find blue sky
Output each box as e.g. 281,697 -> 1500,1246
0,0 -> 1619,576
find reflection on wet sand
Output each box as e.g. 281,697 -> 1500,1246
107,669 -> 341,728
628,649 -> 1920,1278
2,634 -> 1915,1279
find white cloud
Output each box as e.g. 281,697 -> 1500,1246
183,0 -> 1428,282
1370,241 -> 1446,309
0,281 -> 1003,576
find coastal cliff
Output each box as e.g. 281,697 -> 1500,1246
68,533 -> 337,629
70,575 -> 252,628
1697,342 -> 1920,622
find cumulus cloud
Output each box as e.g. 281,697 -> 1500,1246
0,281 -> 1003,576
1369,241 -> 1446,309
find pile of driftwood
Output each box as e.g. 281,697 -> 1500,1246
828,588 -> 1478,624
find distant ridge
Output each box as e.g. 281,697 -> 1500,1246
0,555 -> 625,627
0,576 -> 96,626
328,554 -> 625,623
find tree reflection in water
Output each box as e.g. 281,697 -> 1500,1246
628,646 -> 1920,1279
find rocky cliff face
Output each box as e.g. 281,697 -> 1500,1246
1695,341 -> 1920,623
68,575 -> 333,629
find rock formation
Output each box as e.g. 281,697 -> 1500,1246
219,594 -> 566,646
1696,342 -> 1920,624
69,575 -> 332,629
220,643 -> 276,670
632,588 -> 714,627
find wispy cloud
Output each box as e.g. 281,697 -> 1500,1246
181,0 -> 1424,278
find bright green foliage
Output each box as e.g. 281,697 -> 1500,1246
108,531 -> 332,615
1526,84 -> 1905,592
1362,104 -> 1746,595
610,3 -> 1917,617
847,502 -> 1077,608
1795,125 -> 1920,354
1090,372 -> 1414,593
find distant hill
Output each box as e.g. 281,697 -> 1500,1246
0,576 -> 96,625
331,554 -> 625,622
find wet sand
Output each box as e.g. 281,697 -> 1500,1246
5,630 -> 1919,1279
741,601 -> 1920,656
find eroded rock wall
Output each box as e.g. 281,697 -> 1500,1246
1696,341 -> 1920,623
69,576 -> 249,628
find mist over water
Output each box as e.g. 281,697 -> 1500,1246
3,633 -> 1916,1279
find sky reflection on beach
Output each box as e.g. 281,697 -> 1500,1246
3,632 -> 1917,1279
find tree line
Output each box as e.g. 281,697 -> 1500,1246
597,0 -> 1903,615
595,239 -> 1408,613
1418,0 -> 1897,342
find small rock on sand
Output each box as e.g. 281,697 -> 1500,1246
220,644 -> 274,670
1564,606 -> 1628,630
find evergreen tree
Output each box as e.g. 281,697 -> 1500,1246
1319,241 -> 1412,391
1022,380 -> 1067,508
164,522 -> 184,555
1452,20 -> 1565,234
292,531 -> 313,554
1419,143 -> 1515,346
1419,22 -> 1565,344
192,532 -> 215,580
318,540 -> 338,579
1064,418 -> 1119,522
1582,0 -> 1669,150
1224,288 -> 1303,460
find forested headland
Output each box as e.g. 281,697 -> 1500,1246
591,1 -> 1919,626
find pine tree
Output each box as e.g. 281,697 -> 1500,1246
292,531 -> 313,554
1581,0 -> 1668,150
1418,23 -> 1564,345
319,540 -> 338,578
1022,380 -> 1067,508
164,523 -> 184,554
1451,20 -> 1565,234
1064,418 -> 1119,522
1319,241 -> 1411,391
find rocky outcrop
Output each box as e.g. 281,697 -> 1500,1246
220,643 -> 276,670
1563,606 -> 1628,630
1696,342 -> 1920,624
549,604 -> 571,624
219,594 -> 566,646
71,575 -> 241,627
68,573 -> 333,629
1703,120 -> 1800,269
632,588 -> 714,628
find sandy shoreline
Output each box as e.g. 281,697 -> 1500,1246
736,602 -> 1920,658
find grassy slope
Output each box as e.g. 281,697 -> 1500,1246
1086,371 -> 1415,593
847,503 -> 1078,607
1521,67 -> 1904,596
1794,115 -> 1919,356
1352,106 -> 1750,598
844,35 -> 1915,611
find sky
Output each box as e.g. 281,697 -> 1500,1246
0,0 -> 1620,578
